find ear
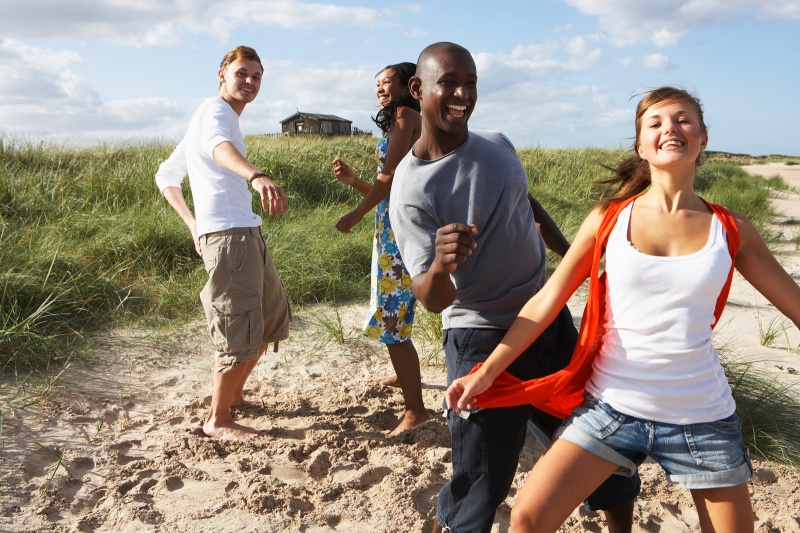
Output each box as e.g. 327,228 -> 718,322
699,132 -> 708,151
218,67 -> 226,84
636,142 -> 646,160
409,76 -> 422,101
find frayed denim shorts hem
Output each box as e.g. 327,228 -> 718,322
555,394 -> 753,490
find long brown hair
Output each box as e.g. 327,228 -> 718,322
596,86 -> 707,210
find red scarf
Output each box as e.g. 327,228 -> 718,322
470,195 -> 740,418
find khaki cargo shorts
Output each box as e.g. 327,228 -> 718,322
199,227 -> 291,367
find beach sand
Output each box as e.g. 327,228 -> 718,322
1,165 -> 798,532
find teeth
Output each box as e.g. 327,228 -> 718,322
661,140 -> 684,148
448,105 -> 467,111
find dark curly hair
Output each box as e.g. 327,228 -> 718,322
372,62 -> 419,134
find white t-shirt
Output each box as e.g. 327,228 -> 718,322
586,202 -> 736,424
155,97 -> 260,236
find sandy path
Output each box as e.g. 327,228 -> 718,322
1,165 -> 798,532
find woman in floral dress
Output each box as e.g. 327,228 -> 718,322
333,62 -> 428,437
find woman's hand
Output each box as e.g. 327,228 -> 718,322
445,369 -> 492,414
332,157 -> 356,185
336,209 -> 364,234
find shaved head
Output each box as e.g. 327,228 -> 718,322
415,42 -> 474,81
408,42 -> 477,157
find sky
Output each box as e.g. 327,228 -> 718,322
1,0 -> 799,155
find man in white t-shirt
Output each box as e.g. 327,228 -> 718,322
155,46 -> 291,441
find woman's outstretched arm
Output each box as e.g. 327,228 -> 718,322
446,207 -> 605,412
335,107 -> 421,234
733,211 -> 800,328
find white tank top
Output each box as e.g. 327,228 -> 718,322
585,202 -> 736,424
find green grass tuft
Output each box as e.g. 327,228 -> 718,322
722,354 -> 800,467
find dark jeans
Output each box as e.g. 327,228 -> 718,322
437,306 -> 639,532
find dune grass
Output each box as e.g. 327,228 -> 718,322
2,134 -> 798,466
721,350 -> 800,466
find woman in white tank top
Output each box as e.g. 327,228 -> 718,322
445,87 -> 800,532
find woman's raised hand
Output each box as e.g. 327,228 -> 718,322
332,157 -> 356,185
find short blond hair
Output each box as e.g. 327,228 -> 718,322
219,46 -> 263,73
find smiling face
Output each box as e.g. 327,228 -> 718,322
375,68 -> 407,108
218,58 -> 263,114
636,98 -> 708,170
412,45 -> 477,145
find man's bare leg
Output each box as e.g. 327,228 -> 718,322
376,374 -> 401,387
203,361 -> 262,440
386,340 -> 429,437
231,342 -> 278,407
230,357 -> 261,408
604,499 -> 634,533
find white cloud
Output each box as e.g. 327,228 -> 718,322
102,97 -> 185,128
0,39 -> 184,140
565,35 -> 591,56
403,28 -> 430,38
0,39 -> 82,69
473,37 -> 603,95
594,108 -> 630,128
560,0 -> 800,47
0,1 -> 189,45
470,81 -> 587,144
642,53 -> 672,70
271,64 -> 373,109
0,1 -> 412,46
592,89 -> 612,110
246,1 -> 381,29
757,0 -> 800,21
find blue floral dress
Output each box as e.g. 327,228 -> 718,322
363,132 -> 417,344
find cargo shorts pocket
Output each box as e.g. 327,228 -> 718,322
202,291 -> 264,357
202,233 -> 247,273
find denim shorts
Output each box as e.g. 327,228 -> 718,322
199,227 -> 290,365
556,394 -> 753,490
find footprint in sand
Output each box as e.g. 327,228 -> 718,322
164,476 -> 184,491
307,450 -> 332,478
263,464 -> 312,485
110,440 -> 145,465
328,463 -> 392,489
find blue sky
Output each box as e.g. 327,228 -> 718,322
1,0 -> 799,155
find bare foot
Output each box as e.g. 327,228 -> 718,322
231,397 -> 263,409
375,375 -> 401,388
386,410 -> 431,438
202,420 -> 262,441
